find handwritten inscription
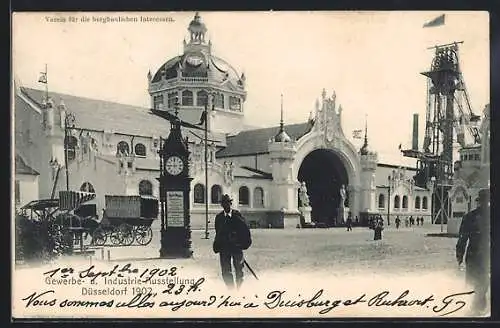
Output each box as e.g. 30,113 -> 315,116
44,263 -> 178,284
21,286 -> 474,316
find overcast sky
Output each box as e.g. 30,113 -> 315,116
12,11 -> 489,166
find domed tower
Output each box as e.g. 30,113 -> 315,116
268,95 -> 300,227
148,12 -> 247,134
359,118 -> 378,213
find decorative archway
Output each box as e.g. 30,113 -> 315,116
293,130 -> 362,225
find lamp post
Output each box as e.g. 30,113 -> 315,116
202,94 -> 215,240
64,112 -> 76,191
387,175 -> 391,226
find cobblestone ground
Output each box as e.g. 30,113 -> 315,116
98,224 -> 460,279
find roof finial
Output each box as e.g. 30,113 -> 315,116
360,114 -> 369,155
280,93 -> 284,130
273,93 -> 291,143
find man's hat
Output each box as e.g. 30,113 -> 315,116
221,194 -> 233,204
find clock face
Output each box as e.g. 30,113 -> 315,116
165,156 -> 184,175
186,55 -> 204,66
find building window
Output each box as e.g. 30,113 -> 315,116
15,180 -> 20,205
229,96 -> 241,111
422,196 -> 428,210
65,136 -> 78,161
139,180 -> 153,195
182,90 -> 193,106
456,195 -> 464,203
402,196 -> 408,209
153,94 -> 164,110
127,162 -> 132,168
197,90 -> 208,107
194,184 -> 205,204
135,143 -> 146,157
117,141 -> 130,155
214,93 -> 224,109
378,194 -> 385,208
254,187 -> 264,208
415,196 -> 421,209
394,195 -> 400,209
80,182 -> 95,193
474,153 -> 480,161
239,186 -> 249,205
168,92 -> 178,108
211,185 -> 222,204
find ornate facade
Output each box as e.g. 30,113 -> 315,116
14,13 -> 436,229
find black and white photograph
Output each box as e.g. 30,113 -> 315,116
11,11 -> 490,318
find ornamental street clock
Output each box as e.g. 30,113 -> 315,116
158,113 -> 193,258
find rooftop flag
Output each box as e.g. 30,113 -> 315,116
423,14 -> 445,28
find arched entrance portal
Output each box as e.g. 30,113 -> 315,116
298,149 -> 349,226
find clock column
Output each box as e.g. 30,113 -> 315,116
158,113 -> 193,258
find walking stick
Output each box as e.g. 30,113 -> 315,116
243,260 -> 259,280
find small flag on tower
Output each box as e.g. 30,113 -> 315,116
398,143 -> 402,150
423,14 -> 445,28
38,71 -> 47,84
352,129 -> 363,139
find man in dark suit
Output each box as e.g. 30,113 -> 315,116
213,194 -> 252,289
456,188 -> 490,315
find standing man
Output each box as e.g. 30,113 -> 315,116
346,214 -> 353,232
456,189 -> 490,315
213,194 -> 252,289
373,217 -> 384,240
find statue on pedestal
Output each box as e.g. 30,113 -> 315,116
339,184 -> 347,224
298,181 -> 312,225
299,181 -> 310,207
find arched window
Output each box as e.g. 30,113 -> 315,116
214,93 -> 224,109
194,184 -> 205,204
65,136 -> 78,161
378,194 -> 385,208
254,187 -> 264,208
167,92 -> 178,108
135,143 -> 146,157
138,180 -> 153,195
229,96 -> 241,111
211,185 -> 222,204
402,196 -> 408,209
197,90 -> 208,107
394,195 -> 400,209
415,196 -> 421,209
117,141 -> 130,155
239,186 -> 249,206
80,182 -> 95,193
182,90 -> 193,106
422,196 -> 428,210
153,94 -> 164,110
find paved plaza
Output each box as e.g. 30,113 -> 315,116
98,224 -> 461,280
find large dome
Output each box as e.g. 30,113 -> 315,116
151,54 -> 244,89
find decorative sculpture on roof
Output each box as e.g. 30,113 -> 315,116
223,161 -> 234,185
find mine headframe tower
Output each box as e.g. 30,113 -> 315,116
402,41 -> 481,225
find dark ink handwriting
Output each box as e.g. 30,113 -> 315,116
432,291 -> 473,316
368,290 -> 435,307
22,290 -> 57,308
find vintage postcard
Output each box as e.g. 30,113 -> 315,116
12,11 -> 490,319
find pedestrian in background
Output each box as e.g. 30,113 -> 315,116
456,189 -> 490,315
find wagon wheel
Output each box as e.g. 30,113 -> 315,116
109,227 -> 122,245
92,227 -> 107,246
135,226 -> 153,246
119,224 -> 135,246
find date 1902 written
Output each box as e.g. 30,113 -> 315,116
43,263 -> 178,283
